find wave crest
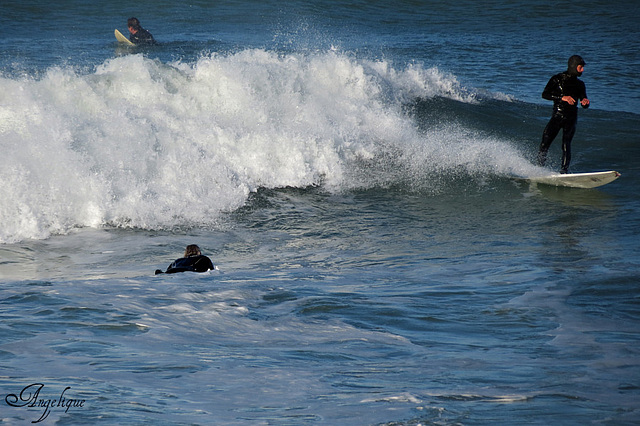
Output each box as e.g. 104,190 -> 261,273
0,49 -> 529,243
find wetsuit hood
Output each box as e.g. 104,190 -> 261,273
567,55 -> 585,77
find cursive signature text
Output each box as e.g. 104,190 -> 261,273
5,383 -> 85,423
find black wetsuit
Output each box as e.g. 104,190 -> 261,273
130,27 -> 156,45
538,70 -> 589,173
156,255 -> 214,274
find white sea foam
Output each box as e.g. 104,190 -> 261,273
0,49 -> 534,243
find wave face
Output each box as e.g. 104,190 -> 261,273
0,50 -> 535,243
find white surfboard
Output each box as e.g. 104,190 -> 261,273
525,171 -> 620,189
115,29 -> 135,46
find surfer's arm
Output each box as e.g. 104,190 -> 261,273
541,76 -> 562,102
580,82 -> 589,108
194,256 -> 214,272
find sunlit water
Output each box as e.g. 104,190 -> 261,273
1,0 -> 639,424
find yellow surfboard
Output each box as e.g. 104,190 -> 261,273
524,171 -> 620,189
115,29 -> 135,46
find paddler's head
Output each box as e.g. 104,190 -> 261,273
127,17 -> 141,34
184,245 -> 202,257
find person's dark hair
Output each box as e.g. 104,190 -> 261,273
127,17 -> 141,30
184,245 -> 202,257
567,55 -> 585,74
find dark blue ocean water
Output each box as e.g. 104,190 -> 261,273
1,1 -> 639,424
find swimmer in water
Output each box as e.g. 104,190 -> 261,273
155,244 -> 214,274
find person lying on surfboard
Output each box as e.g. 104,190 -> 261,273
127,17 -> 156,45
537,55 -> 589,174
155,244 -> 215,274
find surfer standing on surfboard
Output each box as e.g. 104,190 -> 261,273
537,55 -> 589,174
127,17 -> 156,45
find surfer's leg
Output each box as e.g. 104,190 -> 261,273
560,121 -> 577,173
538,116 -> 562,166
